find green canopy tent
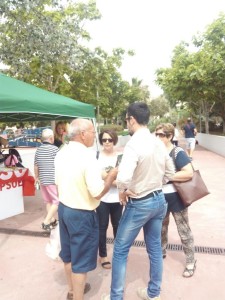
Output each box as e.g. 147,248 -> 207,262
0,73 -> 95,122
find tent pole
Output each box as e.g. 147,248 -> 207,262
92,118 -> 100,159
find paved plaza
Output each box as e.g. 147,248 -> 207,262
0,142 -> 225,300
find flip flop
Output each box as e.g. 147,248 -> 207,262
41,223 -> 53,231
50,219 -> 58,227
101,261 -> 111,269
66,283 -> 91,299
183,260 -> 197,278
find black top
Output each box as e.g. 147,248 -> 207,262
54,138 -> 63,148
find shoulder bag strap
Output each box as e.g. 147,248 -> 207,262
171,146 -> 195,171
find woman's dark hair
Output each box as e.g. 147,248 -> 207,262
99,130 -> 118,145
127,102 -> 150,125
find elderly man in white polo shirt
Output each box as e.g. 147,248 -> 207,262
55,118 -> 117,300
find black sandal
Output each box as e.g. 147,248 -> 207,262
50,219 -> 58,227
41,223 -> 53,231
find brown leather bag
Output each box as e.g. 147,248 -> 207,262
171,148 -> 210,207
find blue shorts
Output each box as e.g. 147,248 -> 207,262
58,202 -> 99,273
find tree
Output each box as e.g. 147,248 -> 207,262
0,0 -> 101,92
125,78 -> 150,104
149,96 -> 170,119
193,13 -> 225,133
0,0 -> 151,121
155,13 -> 225,133
56,47 -> 134,120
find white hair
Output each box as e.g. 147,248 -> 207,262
42,128 -> 54,141
68,119 -> 92,139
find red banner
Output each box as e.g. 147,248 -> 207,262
0,168 -> 35,196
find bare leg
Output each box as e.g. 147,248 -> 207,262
64,262 -> 73,293
189,148 -> 194,158
44,204 -> 58,224
72,273 -> 87,300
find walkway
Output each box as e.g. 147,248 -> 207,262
0,143 -> 225,300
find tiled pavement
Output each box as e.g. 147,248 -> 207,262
0,142 -> 225,300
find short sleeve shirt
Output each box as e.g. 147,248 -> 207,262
34,142 -> 58,185
55,141 -> 105,210
164,147 -> 190,212
183,123 -> 196,138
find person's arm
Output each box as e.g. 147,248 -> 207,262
118,189 -> 137,206
163,154 -> 176,182
101,168 -> 117,187
172,163 -> 193,182
170,150 -> 193,182
116,145 -> 137,191
34,164 -> 40,183
194,128 -> 197,136
95,168 -> 118,200
181,125 -> 187,136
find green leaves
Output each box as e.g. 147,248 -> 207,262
0,0 -> 150,122
155,13 -> 225,133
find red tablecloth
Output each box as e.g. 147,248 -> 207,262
0,168 -> 35,196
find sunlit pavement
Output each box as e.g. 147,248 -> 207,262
0,142 -> 225,300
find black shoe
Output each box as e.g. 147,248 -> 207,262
163,254 -> 166,259
41,223 -> 53,231
50,219 -> 58,227
84,283 -> 91,294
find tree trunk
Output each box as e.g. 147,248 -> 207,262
222,116 -> 225,134
202,100 -> 210,134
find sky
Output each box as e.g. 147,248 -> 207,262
87,0 -> 225,97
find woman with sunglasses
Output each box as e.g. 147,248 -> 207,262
155,123 -> 197,278
97,129 -> 123,269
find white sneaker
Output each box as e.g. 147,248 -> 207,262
101,294 -> 110,300
137,287 -> 160,300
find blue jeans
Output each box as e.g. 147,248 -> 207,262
110,191 -> 167,300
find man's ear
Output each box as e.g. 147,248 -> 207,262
80,130 -> 86,141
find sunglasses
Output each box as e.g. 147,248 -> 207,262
155,133 -> 166,138
102,138 -> 113,143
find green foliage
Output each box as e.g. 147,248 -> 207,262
119,130 -> 130,136
0,0 -> 101,91
99,124 -> 124,133
0,0 -> 151,123
148,116 -> 174,133
155,13 -> 225,133
149,96 -> 170,118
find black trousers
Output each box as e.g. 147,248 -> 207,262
96,201 -> 123,257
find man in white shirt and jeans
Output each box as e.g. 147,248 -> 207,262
101,102 -> 175,300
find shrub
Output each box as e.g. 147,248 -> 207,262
99,124 -> 124,133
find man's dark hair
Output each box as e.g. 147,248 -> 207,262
127,102 -> 150,125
